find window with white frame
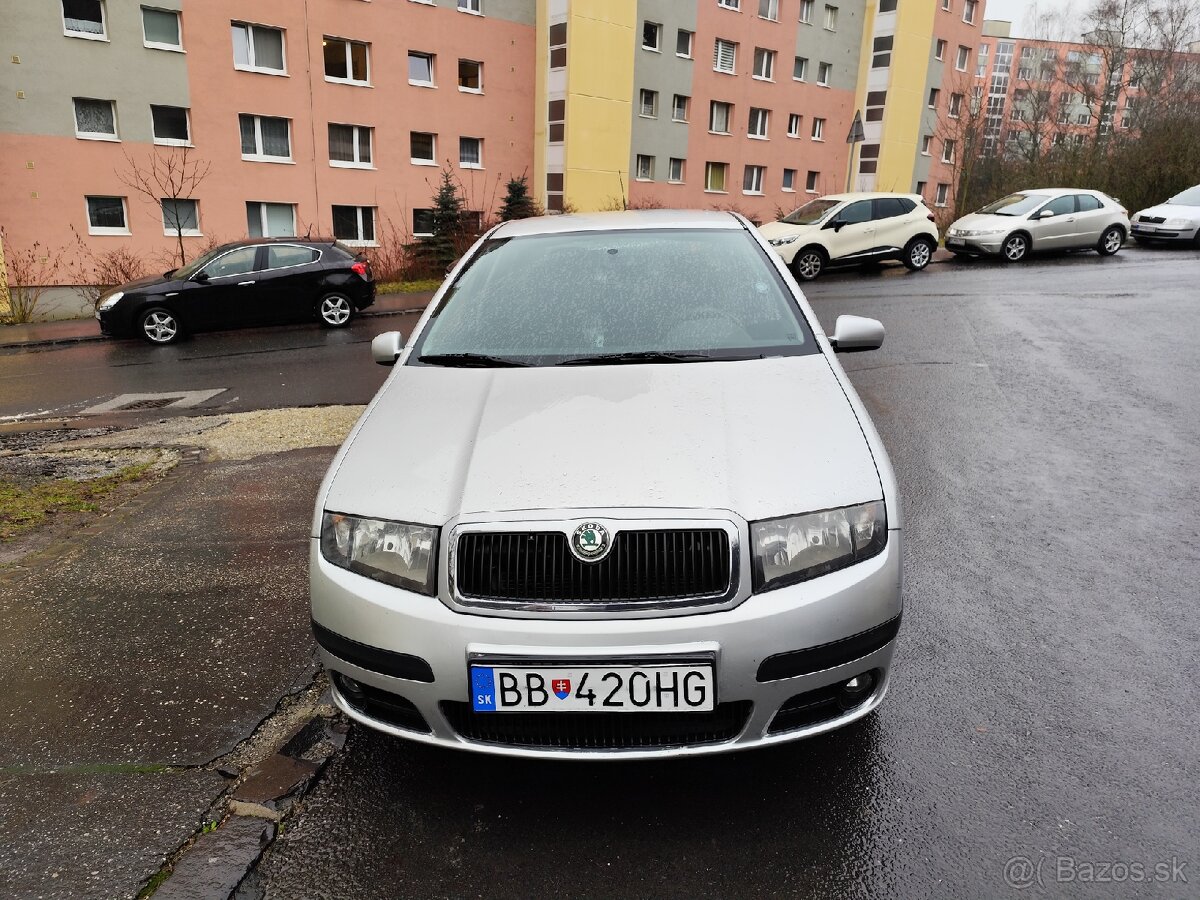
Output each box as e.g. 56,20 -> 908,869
806,170 -> 819,192
142,7 -> 181,50
956,45 -> 969,70
941,139 -> 956,163
151,105 -> 190,145
949,92 -> 963,117
329,123 -> 372,167
709,100 -> 731,133
705,161 -> 728,192
758,0 -> 778,20
872,35 -> 892,68
941,0 -> 951,9
935,183 -> 949,207
458,0 -> 481,12
411,131 -> 436,164
668,157 -> 684,182
86,196 -> 127,234
458,59 -> 482,91
858,143 -> 879,174
240,114 -> 291,161
63,0 -> 106,38
714,38 -> 736,73
246,201 -> 295,237
162,198 -> 200,236
324,36 -> 370,84
408,51 -> 434,86
793,55 -> 808,80
921,134 -> 932,155
782,168 -> 796,191
718,0 -> 739,9
460,136 -> 483,168
866,89 -> 886,121
935,39 -> 946,60
963,0 -> 977,23
677,29 -> 693,57
635,154 -> 654,180
799,0 -> 813,23
748,107 -> 769,138
672,94 -> 689,121
639,88 -> 658,117
643,21 -> 661,50
879,0 -> 897,10
817,61 -> 832,84
332,205 -> 376,244
787,113 -> 801,136
824,4 -> 838,29
549,22 -> 566,68
232,22 -> 285,74
753,47 -> 775,79
412,209 -> 436,237
73,98 -> 117,140
811,116 -> 825,139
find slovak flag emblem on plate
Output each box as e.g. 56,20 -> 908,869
552,678 -> 571,700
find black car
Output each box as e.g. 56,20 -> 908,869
96,239 -> 376,344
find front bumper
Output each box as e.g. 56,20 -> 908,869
945,234 -> 1005,255
310,530 -> 903,759
1131,222 -> 1199,242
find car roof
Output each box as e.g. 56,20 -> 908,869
492,209 -> 743,238
1013,188 -> 1101,197
215,237 -> 338,250
813,191 -> 924,202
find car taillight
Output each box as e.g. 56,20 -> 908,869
927,213 -> 936,222
351,261 -> 369,277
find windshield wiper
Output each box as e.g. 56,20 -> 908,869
556,350 -> 721,366
417,353 -> 530,368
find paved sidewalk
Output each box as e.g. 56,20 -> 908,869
0,290 -> 434,350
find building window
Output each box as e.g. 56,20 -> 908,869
413,208 -> 435,237
811,117 -> 825,140
759,0 -> 779,20
151,105 -> 190,145
332,205 -> 376,244
162,198 -> 200,236
247,201 -> 295,237
718,0 -> 740,9
643,21 -> 661,50
458,0 -> 482,11
793,56 -> 808,80
668,157 -> 685,183
411,131 -> 436,164
635,154 -> 654,180
408,51 -> 435,86
548,98 -> 565,142
872,36 -> 892,68
941,0 -> 951,9
866,89 -> 887,121
73,98 -> 117,140
824,4 -> 838,29
879,0 -> 897,10
928,87 -> 940,108
753,47 -> 775,79
63,0 -> 105,38
935,39 -> 946,60
239,114 -> 291,161
799,0 -> 813,23
817,61 -> 832,85
141,7 -> 181,50
963,0 -> 977,23
916,180 -> 927,196
956,45 -> 969,71
806,170 -> 819,192
672,94 -> 689,122
921,134 -> 932,155
949,93 -> 963,117
714,39 -> 737,74
329,123 -> 372,167
709,100 -> 732,133
324,37 -> 370,84
748,107 -> 769,138
549,22 -> 567,68
459,136 -> 483,168
858,143 -> 879,174
941,139 -> 956,163
935,183 -> 949,207
782,168 -> 796,191
787,113 -> 801,137
639,88 -> 658,117
232,22 -> 285,74
458,59 -> 482,92
743,165 -> 765,195
86,196 -> 127,234
705,161 -> 728,192
676,29 -> 693,58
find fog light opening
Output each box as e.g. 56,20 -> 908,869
334,672 -> 366,708
837,671 -> 877,711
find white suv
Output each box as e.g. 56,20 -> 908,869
759,192 -> 940,281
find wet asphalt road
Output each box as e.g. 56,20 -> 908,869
231,246 -> 1199,899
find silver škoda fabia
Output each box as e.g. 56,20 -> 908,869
310,210 -> 903,759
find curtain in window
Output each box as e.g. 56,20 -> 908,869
460,138 -> 480,166
239,115 -> 257,154
162,199 -> 198,232
88,197 -> 124,228
357,129 -> 371,164
142,8 -> 179,45
329,125 -> 355,162
260,118 -> 289,157
75,99 -> 114,134
232,25 -> 251,66
253,28 -> 283,69
265,204 -> 294,237
247,204 -> 263,237
63,0 -> 103,33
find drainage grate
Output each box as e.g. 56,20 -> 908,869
115,397 -> 178,411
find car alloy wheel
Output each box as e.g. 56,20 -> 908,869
139,308 -> 180,345
904,237 -> 935,271
1002,234 -> 1028,262
792,250 -> 825,281
319,294 -> 353,327
1099,226 -> 1123,255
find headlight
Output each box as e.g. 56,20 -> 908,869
955,228 -> 1003,237
768,235 -> 801,246
97,291 -> 124,311
320,512 -> 437,594
1165,218 -> 1192,229
750,501 -> 887,592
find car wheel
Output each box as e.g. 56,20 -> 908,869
318,293 -> 354,328
1002,233 -> 1029,262
138,307 -> 182,345
902,236 -> 936,271
1098,225 -> 1124,256
790,247 -> 826,281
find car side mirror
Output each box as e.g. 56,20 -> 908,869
829,315 -> 884,353
824,219 -> 845,231
1036,208 -> 1055,219
371,331 -> 405,366
192,271 -> 209,283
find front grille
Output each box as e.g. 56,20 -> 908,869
440,701 -> 752,750
1140,215 -> 1166,223
456,529 -> 731,605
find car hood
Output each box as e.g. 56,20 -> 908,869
758,221 -> 819,240
949,212 -> 1020,231
119,273 -> 179,294
323,356 -> 883,525
1134,201 -> 1200,221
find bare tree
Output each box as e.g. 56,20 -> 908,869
118,145 -> 211,269
934,73 -> 991,218
0,228 -> 63,324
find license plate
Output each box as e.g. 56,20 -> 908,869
1136,224 -> 1155,232
946,238 -> 965,247
470,664 -> 715,713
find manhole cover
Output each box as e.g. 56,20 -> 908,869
116,397 -> 178,411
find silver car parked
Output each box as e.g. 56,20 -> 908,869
946,188 -> 1130,261
310,210 -> 903,759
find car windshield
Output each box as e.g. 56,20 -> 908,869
411,228 -> 816,367
779,198 -> 841,226
977,193 -> 1050,216
1167,185 -> 1200,205
174,246 -> 234,279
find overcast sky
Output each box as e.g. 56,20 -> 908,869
984,0 -> 1035,35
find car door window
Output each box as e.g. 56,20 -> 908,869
201,247 -> 259,278
1074,194 -> 1102,212
871,197 -> 910,220
1040,196 -> 1076,217
839,201 -> 873,224
266,245 -> 319,269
